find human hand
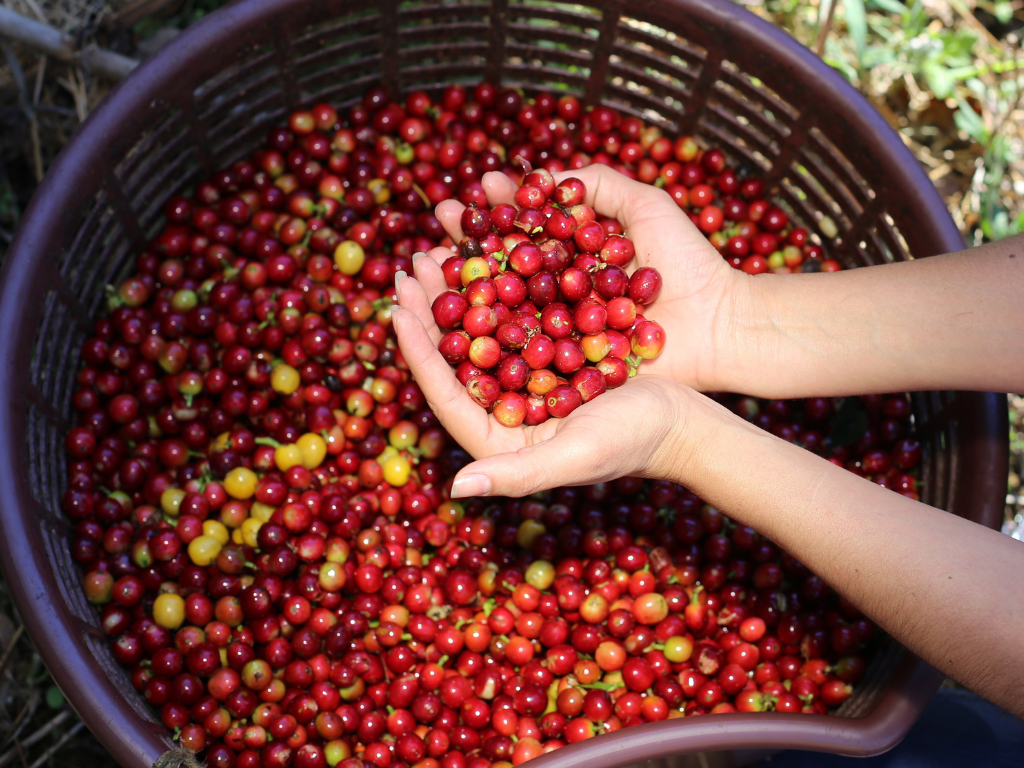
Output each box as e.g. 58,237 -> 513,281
393,299 -> 695,496
413,163 -> 754,391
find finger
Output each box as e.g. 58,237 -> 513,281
435,199 -> 466,243
412,252 -> 450,305
392,307 -> 495,455
481,171 -> 518,206
450,425 -> 607,499
395,271 -> 442,345
424,245 -> 456,271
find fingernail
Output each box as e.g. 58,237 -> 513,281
412,252 -> 425,268
451,474 -> 492,499
394,270 -> 407,295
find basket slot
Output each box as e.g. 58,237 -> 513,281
507,0 -> 602,30
292,21 -> 380,71
401,62 -> 491,90
794,145 -> 865,221
709,79 -> 790,144
834,638 -> 903,718
298,73 -> 385,112
297,55 -> 382,105
718,59 -> 799,122
781,170 -> 854,244
865,226 -> 896,265
194,47 -> 278,119
776,178 -> 841,253
834,205 -> 882,264
290,9 -> 379,52
40,519 -> 96,622
599,80 -> 683,131
399,23 -> 492,48
397,1 -> 491,26
704,100 -> 779,162
26,405 -> 65,527
502,64 -> 591,91
697,117 -> 772,171
698,107 -> 779,167
115,109 -> 187,200
28,294 -> 80,425
616,17 -> 706,69
63,201 -> 126,307
397,39 -> 491,71
506,32 -> 597,68
807,126 -> 876,211
606,57 -> 691,120
207,95 -> 290,165
198,65 -> 283,136
787,158 -> 852,225
137,150 -> 203,240
609,39 -> 700,92
878,213 -> 912,262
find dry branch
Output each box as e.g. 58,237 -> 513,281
0,6 -> 137,81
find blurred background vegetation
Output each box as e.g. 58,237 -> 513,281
0,0 -> 1021,764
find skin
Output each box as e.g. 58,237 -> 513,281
392,165 -> 1024,718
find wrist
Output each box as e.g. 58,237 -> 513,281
700,268 -> 784,395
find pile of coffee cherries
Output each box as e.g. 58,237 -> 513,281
59,81 -> 911,768
432,171 -> 665,424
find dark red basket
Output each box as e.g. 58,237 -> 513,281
0,1 -> 1007,766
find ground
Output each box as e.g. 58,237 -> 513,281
0,0 -> 1020,764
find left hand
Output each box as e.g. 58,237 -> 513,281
391,280 -> 695,498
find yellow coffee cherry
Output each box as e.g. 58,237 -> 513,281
224,467 -> 257,499
271,364 -> 301,395
251,502 -> 275,523
376,445 -> 398,464
517,520 -> 546,551
231,528 -> 244,545
153,593 -> 185,629
188,535 -> 222,566
461,257 -> 490,286
241,517 -> 263,547
275,444 -> 304,471
334,240 -> 365,276
160,487 -> 186,516
297,433 -> 327,469
203,520 -> 230,545
525,559 -> 555,590
767,250 -> 786,270
367,178 -> 390,204
388,421 -> 419,450
382,454 -> 412,487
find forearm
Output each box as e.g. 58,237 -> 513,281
676,393 -> 1024,717
718,235 -> 1024,397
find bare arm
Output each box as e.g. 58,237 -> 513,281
448,383 -> 1024,719
720,236 -> 1024,397
677,391 -> 1024,716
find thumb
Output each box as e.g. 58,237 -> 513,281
450,432 -> 604,499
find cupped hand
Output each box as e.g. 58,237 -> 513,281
392,296 -> 694,497
418,163 -> 755,391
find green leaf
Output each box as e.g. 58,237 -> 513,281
830,398 -> 869,448
994,1 -> 1013,24
952,97 -> 989,143
921,58 -> 955,99
843,0 -> 868,55
46,686 -> 64,709
866,0 -> 909,14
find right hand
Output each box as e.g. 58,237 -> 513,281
412,164 -> 760,393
